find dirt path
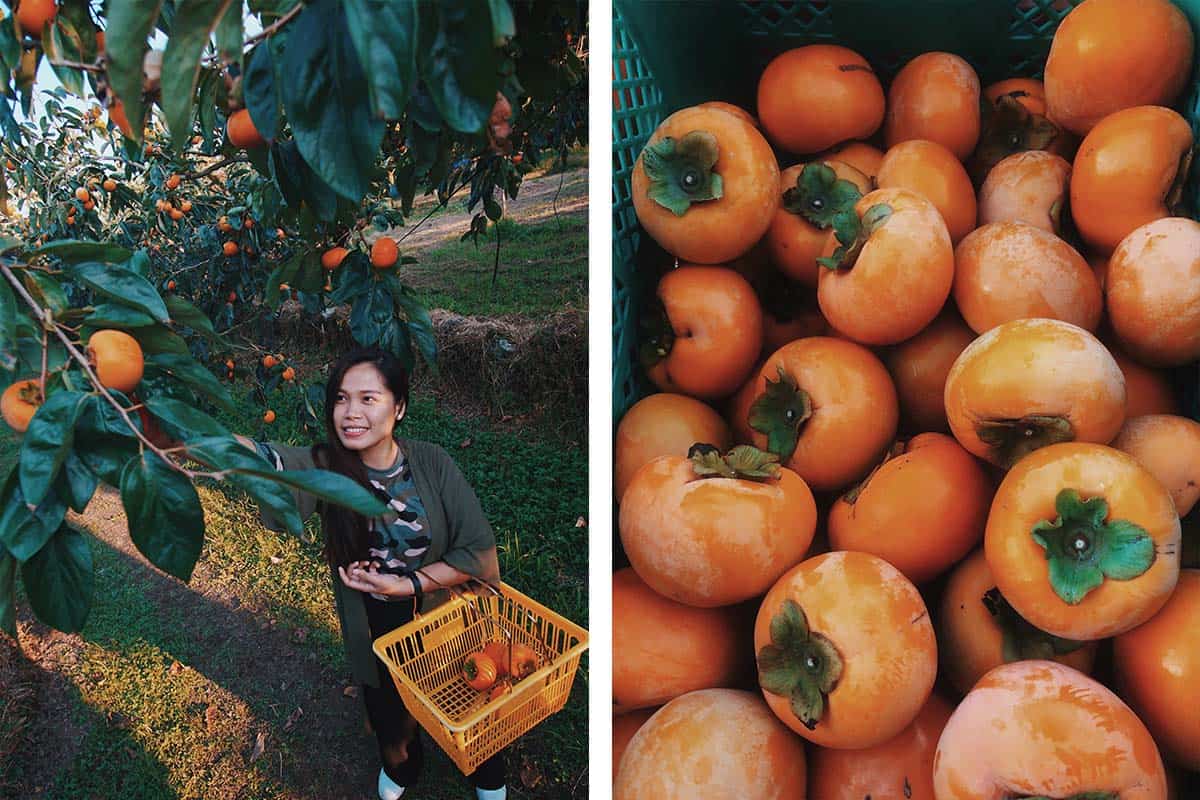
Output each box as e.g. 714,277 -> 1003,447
394,167 -> 587,254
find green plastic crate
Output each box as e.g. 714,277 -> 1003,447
612,0 -> 1200,424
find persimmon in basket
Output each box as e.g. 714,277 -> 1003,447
461,652 -> 498,692
483,639 -> 539,681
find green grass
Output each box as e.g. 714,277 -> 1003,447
406,216 -> 587,317
3,385 -> 588,799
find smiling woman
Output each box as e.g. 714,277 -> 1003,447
232,346 -> 507,800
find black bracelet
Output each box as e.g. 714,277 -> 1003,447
408,573 -> 423,603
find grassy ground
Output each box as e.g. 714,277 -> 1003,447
405,212 -> 587,318
0,386 -> 588,799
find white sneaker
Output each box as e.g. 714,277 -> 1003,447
378,767 -> 405,800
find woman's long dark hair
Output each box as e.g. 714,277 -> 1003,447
312,346 -> 410,567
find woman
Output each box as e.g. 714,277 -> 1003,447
234,346 -> 507,800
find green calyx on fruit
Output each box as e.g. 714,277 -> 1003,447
981,587 -> 1085,661
816,202 -> 892,271
636,300 -> 674,369
749,365 -> 812,462
757,598 -> 843,731
689,443 -> 781,482
1031,488 -> 1155,606
641,130 -> 724,216
782,162 -> 863,229
462,657 -> 482,680
1166,146 -> 1195,216
975,415 -> 1074,469
970,94 -> 1061,185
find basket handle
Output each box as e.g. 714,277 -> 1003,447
409,569 -> 502,622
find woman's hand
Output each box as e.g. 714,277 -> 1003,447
337,561 -> 414,597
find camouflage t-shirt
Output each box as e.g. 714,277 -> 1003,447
254,441 -> 431,602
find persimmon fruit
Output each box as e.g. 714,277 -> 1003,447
86,330 -> 144,393
944,318 -> 1125,468
934,660 -> 1168,799
612,568 -> 748,712
756,44 -> 885,155
1,379 -> 43,433
631,105 -> 779,264
619,445 -> 817,607
614,392 -> 731,502
755,551 -> 937,748
614,689 -> 807,800
985,442 -> 1181,640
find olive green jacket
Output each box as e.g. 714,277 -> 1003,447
256,437 -> 501,687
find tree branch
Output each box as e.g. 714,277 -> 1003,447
0,258 -> 199,479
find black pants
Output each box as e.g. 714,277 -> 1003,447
363,594 -> 506,790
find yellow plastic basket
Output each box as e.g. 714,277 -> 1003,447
371,581 -> 589,775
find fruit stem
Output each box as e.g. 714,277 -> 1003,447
757,598 -> 843,730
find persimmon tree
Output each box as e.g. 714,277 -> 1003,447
0,0 -> 588,637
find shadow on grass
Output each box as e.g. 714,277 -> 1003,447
3,634 -> 177,799
5,498 -> 484,800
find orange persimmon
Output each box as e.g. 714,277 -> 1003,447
985,442 -> 1181,640
754,551 -> 937,748
614,393 -> 731,502
619,445 -> 817,607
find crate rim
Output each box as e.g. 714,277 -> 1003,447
370,580 -> 590,734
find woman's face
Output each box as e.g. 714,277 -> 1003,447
332,363 -> 404,455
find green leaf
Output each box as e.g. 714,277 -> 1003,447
0,468 -> 67,563
0,544 -> 16,636
182,436 -> 303,536
279,0 -> 385,201
269,140 -> 339,221
20,389 -> 87,507
394,287 -> 438,370
67,261 -> 169,323
125,249 -> 153,280
350,282 -> 393,346
0,16 -> 20,72
1098,520 -> 1157,580
83,304 -> 158,328
60,451 -> 99,514
141,395 -> 230,442
126,325 -> 189,358
22,270 -> 69,317
214,1 -> 244,69
72,397 -> 140,485
641,131 -> 723,216
344,0 -> 418,120
119,452 -> 205,581
44,22 -> 85,97
105,0 -> 167,142
0,275 -> 18,372
162,0 -> 236,149
144,352 -> 236,415
243,43 -> 279,142
30,240 -> 134,266
488,0 -> 515,44
418,0 -> 503,133
164,294 -> 216,336
238,467 -> 390,519
21,522 -> 94,633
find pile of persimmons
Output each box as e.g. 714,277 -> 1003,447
613,0 -> 1199,797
